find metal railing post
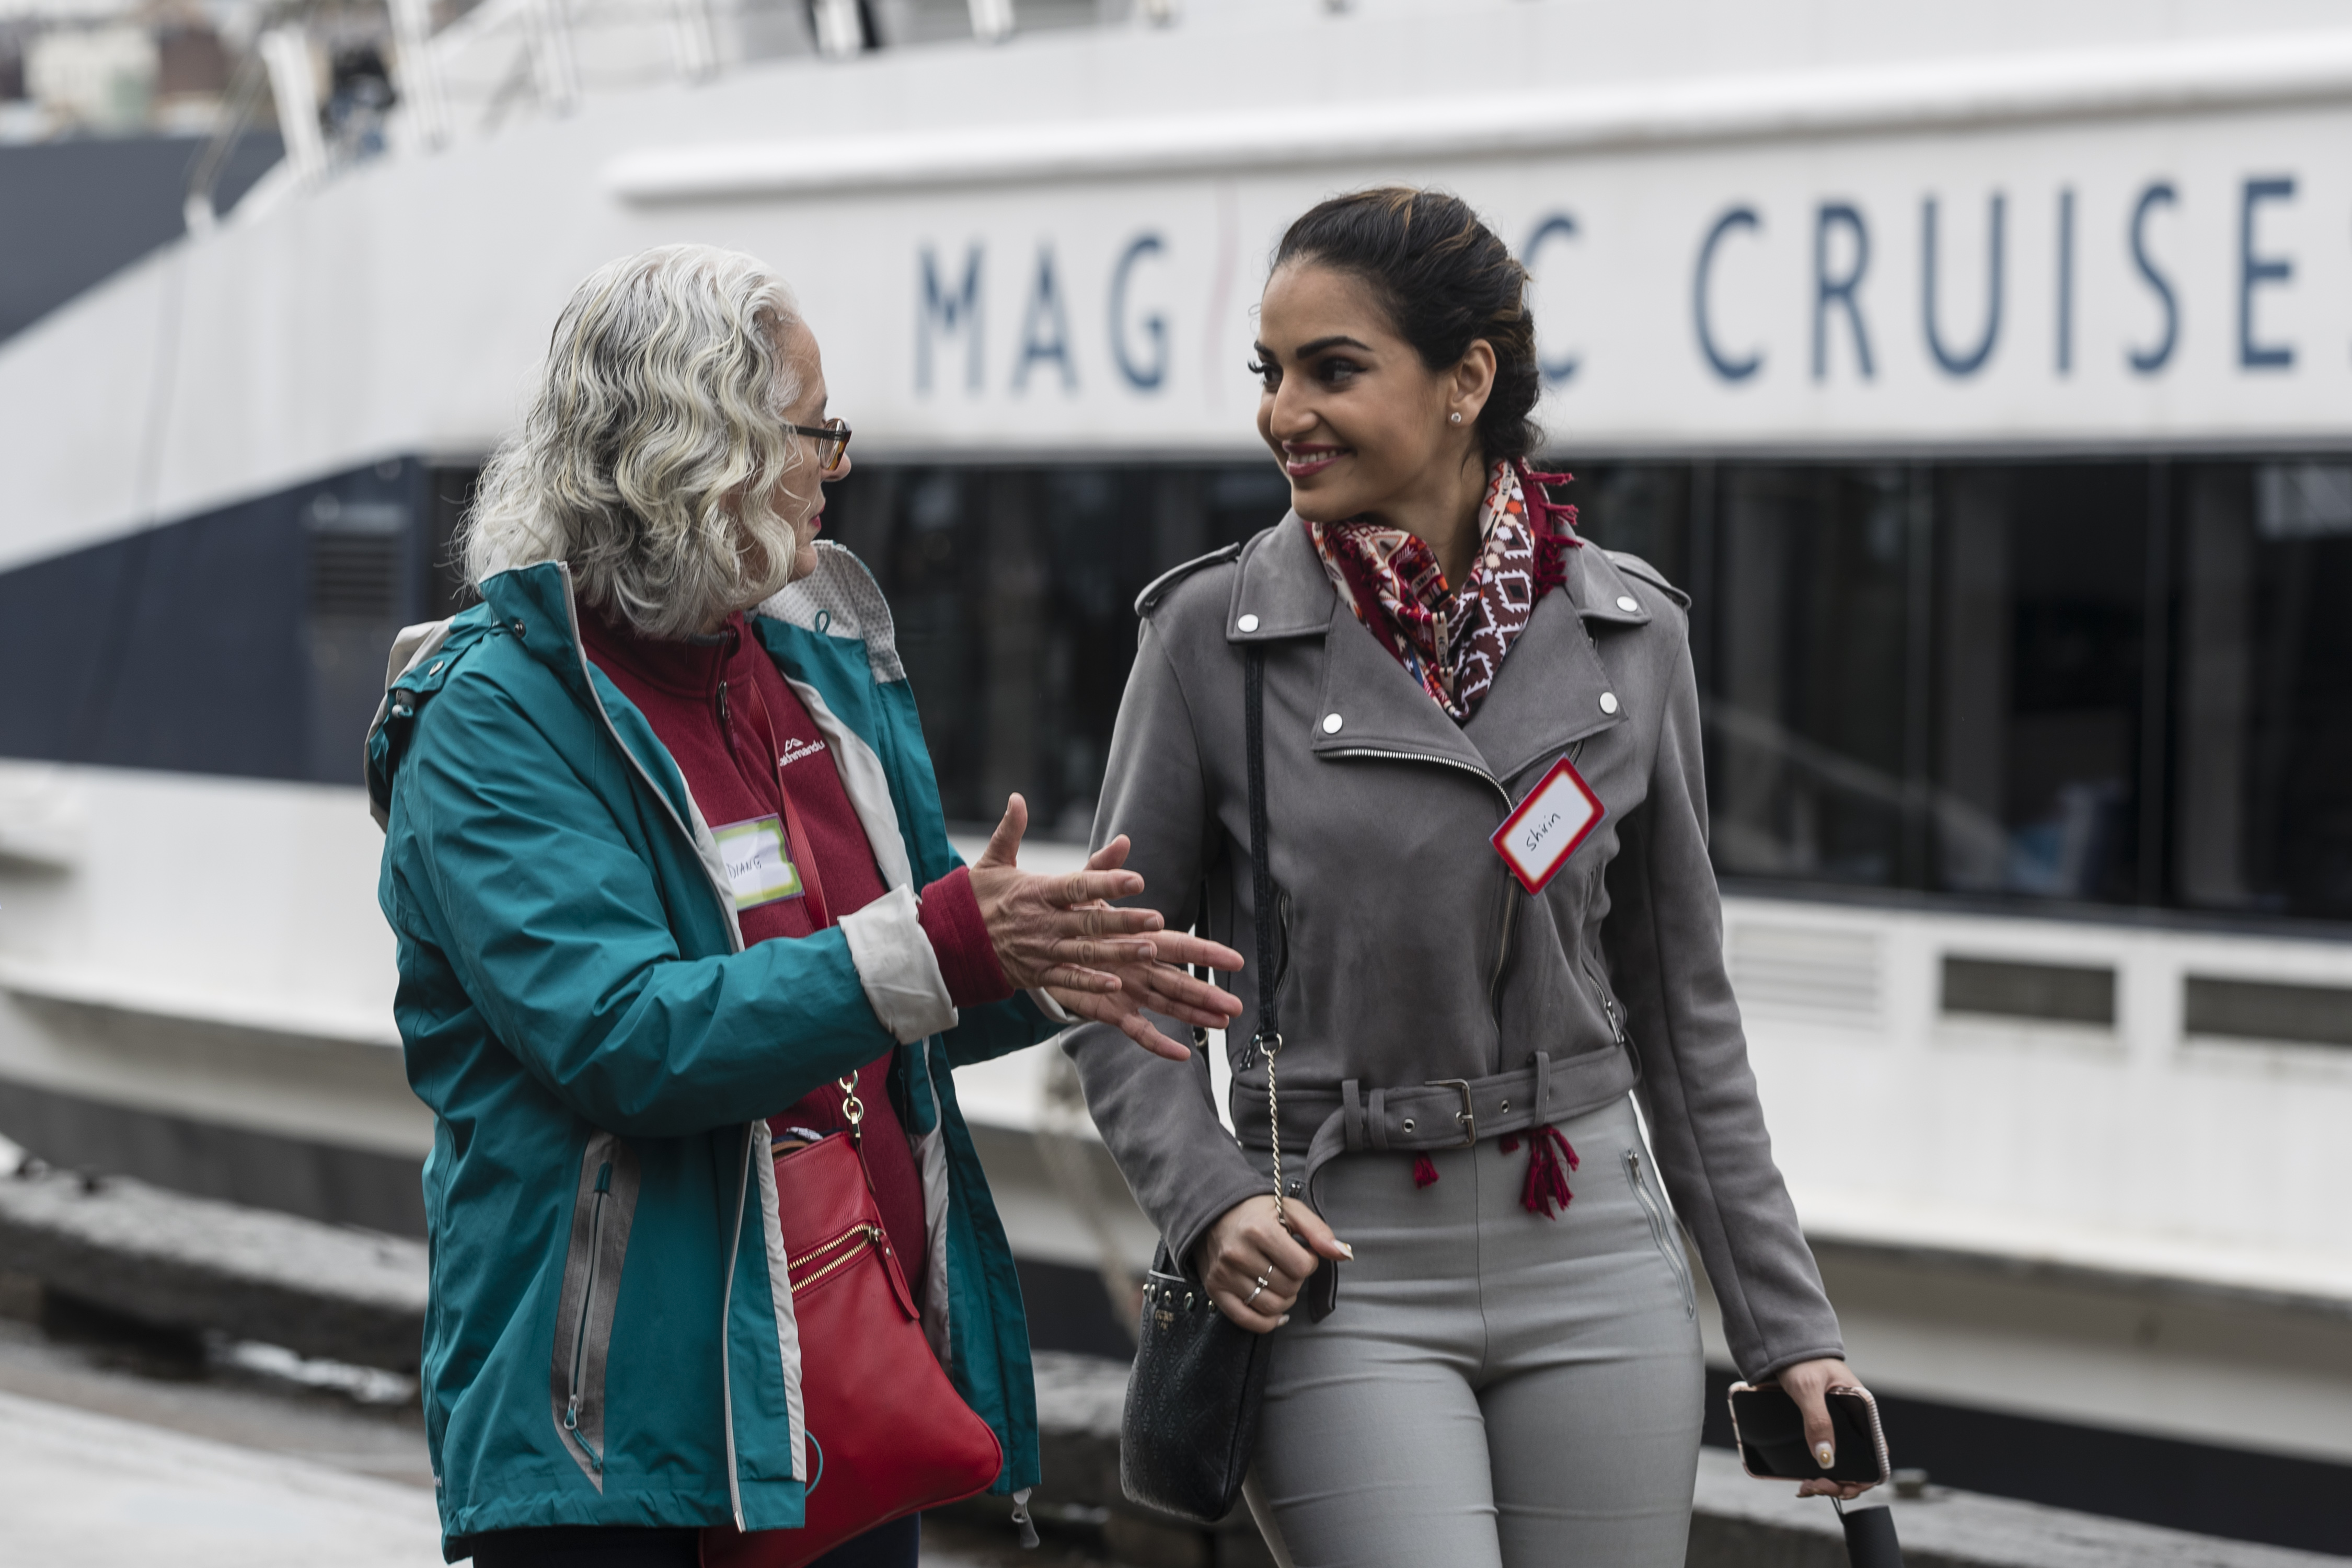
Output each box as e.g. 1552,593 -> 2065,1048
388,0 -> 453,147
258,28 -> 328,188
969,0 -> 1012,44
812,0 -> 864,59
668,0 -> 718,80
527,0 -> 582,113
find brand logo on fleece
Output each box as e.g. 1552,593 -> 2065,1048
777,737 -> 828,770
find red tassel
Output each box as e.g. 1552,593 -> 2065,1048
1521,1126 -> 1579,1218
1412,1154 -> 1440,1188
1498,1134 -> 1521,1152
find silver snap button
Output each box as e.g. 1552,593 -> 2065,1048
1402,1117 -> 1415,1131
1322,712 -> 1344,734
1500,1099 -> 1510,1112
1600,691 -> 1619,714
1238,613 -> 1260,632
1617,595 -> 1639,612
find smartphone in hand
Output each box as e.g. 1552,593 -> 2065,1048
1726,1381 -> 1890,1486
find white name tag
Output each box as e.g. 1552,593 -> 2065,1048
1491,755 -> 1605,893
713,815 -> 804,910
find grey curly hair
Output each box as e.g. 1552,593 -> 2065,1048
462,244 -> 811,639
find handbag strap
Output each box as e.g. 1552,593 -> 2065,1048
735,676 -> 867,1158
1244,644 -> 1284,1228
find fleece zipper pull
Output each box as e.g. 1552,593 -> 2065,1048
1009,1487 -> 1039,1549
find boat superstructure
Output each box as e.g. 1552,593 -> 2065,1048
1,0 -> 2349,1547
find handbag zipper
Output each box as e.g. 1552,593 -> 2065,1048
563,1160 -> 613,1466
790,1223 -> 883,1291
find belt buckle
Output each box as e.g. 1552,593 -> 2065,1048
1425,1079 -> 1477,1147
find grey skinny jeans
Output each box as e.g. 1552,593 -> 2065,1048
1244,1094 -> 1705,1568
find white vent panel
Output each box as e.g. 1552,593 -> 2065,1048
1727,923 -> 1883,1025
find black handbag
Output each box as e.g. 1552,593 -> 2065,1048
1119,642 -> 1289,1525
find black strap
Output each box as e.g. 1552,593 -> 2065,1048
1244,645 -> 1279,1052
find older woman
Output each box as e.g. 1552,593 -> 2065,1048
367,245 -> 1239,1568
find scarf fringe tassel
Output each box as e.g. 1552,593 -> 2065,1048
1518,462 -> 1583,601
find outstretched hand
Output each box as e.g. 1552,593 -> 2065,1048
1043,834 -> 1243,1060
970,796 -> 1243,1059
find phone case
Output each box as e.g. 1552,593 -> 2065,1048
1726,1381 -> 1891,1486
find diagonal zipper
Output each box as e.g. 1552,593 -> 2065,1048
789,1224 -> 882,1290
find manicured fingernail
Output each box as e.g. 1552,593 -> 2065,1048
1276,1315 -> 1291,1327
1336,1241 -> 1355,1260
1815,1443 -> 1835,1467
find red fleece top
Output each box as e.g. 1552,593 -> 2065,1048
579,607 -> 1012,1305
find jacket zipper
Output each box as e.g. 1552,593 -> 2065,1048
1583,956 -> 1629,1048
563,1159 -> 613,1467
1488,864 -> 1519,1012
1624,1149 -> 1696,1317
1479,736 -> 1590,1027
548,573 -> 758,1526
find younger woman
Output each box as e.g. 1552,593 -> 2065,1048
1068,190 -> 1868,1566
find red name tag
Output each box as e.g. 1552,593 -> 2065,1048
1491,755 -> 1605,894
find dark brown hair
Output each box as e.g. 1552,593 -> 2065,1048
1271,187 -> 1541,464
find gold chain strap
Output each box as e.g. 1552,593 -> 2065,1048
1260,1032 -> 1284,1229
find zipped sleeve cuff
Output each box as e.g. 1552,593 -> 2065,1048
916,866 -> 1014,1008
840,884 -> 960,1044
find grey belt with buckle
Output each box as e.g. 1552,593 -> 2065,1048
1263,1044 -> 1640,1319
1261,1044 -> 1642,1189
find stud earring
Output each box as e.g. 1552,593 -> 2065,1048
1449,411 -> 1462,424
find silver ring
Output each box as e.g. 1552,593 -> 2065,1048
1246,1278 -> 1267,1306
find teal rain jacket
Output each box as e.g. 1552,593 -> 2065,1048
366,548 -> 1054,1558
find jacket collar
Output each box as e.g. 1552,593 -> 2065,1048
1571,545 -> 1656,629
478,562 -> 710,867
1232,513 -> 1635,789
1461,578 -> 1629,784
1226,514 -> 1336,642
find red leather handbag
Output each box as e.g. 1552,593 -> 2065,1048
700,1080 -> 1005,1568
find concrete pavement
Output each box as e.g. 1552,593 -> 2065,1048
0,1388 -> 444,1567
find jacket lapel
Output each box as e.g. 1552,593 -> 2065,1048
1226,517 -> 1497,782
1462,554 -> 1632,789
1310,605 -> 1498,781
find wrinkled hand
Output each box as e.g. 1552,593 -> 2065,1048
1771,1358 -> 1878,1500
1194,1194 -> 1352,1333
1043,836 -> 1243,1061
971,794 -> 1160,987
970,797 -> 1243,1059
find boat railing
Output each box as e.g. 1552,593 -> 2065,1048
178,0 -> 1169,229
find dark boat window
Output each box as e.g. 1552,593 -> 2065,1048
9,448 -> 2352,927
1932,463 -> 2151,905
1697,464 -> 1920,890
2174,463 -> 2352,919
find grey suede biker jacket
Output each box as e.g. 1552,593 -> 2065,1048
1062,514 -> 1844,1381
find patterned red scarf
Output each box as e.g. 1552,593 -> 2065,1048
1306,459 -> 1580,722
